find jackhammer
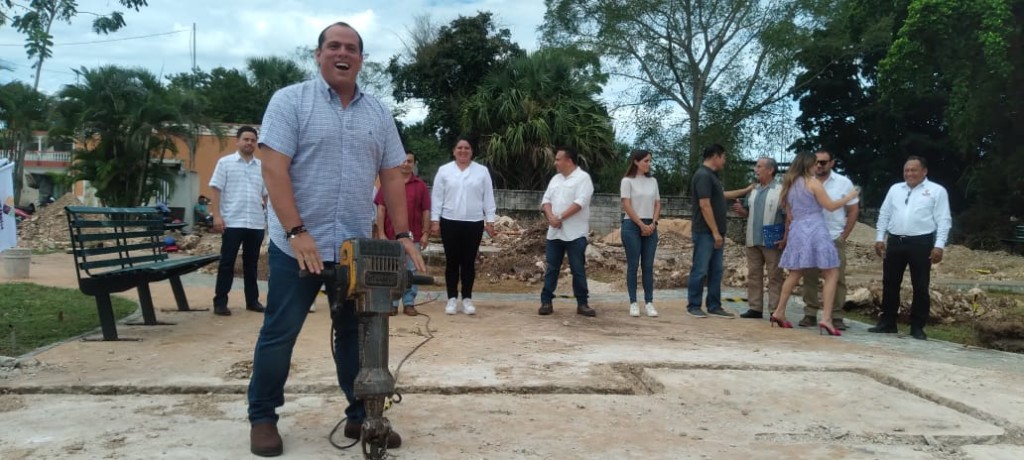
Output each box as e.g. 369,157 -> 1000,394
306,238 -> 433,460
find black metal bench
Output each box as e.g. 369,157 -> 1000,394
65,206 -> 220,341
1002,225 -> 1024,254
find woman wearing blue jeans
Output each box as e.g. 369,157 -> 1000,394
620,149 -> 661,317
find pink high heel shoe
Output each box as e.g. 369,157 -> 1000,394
819,322 -> 842,336
770,315 -> 793,328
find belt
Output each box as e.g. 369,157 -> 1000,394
888,233 -> 935,244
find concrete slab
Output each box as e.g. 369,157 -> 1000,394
961,444 -> 1024,460
647,368 -> 1003,439
3,252 -> 1024,459
0,393 -> 975,460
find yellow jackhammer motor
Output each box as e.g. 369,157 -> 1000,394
308,238 -> 432,460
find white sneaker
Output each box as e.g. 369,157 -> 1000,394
462,298 -> 476,315
445,298 -> 457,315
629,302 -> 640,317
645,302 -> 659,317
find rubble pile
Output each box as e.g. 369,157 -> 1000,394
14,193 -> 80,251
843,285 -> 1018,325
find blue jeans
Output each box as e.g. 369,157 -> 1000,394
687,232 -> 723,312
394,247 -> 419,308
540,237 -> 589,306
248,242 -> 364,425
621,219 -> 658,303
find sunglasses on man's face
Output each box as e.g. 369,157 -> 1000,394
816,160 -> 830,166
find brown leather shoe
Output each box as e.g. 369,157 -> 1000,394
343,421 -> 402,449
403,306 -> 419,316
797,315 -> 817,327
250,422 -> 283,457
832,319 -> 848,331
576,305 -> 596,317
538,303 -> 553,315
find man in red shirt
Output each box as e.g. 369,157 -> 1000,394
375,150 -> 431,315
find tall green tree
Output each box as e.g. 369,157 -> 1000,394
51,65 -> 185,207
0,81 -> 49,205
793,0 -> 1023,247
2,0 -> 148,90
388,11 -> 525,147
162,77 -> 224,172
878,0 -> 1024,246
790,0 -> 918,205
461,47 -> 617,190
2,0 -> 147,205
542,0 -> 831,172
245,56 -> 308,110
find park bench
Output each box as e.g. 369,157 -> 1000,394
65,206 -> 220,341
1002,225 -> 1024,254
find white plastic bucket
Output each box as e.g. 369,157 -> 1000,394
2,247 -> 31,279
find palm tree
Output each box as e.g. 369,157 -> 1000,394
246,56 -> 309,110
0,81 -> 50,205
461,47 -> 617,190
51,65 -> 187,207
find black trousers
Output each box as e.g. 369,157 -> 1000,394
880,233 -> 934,328
214,227 -> 265,308
439,218 -> 484,299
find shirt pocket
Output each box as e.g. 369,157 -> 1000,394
343,123 -> 384,165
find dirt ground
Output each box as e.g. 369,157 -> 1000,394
20,201 -> 1022,348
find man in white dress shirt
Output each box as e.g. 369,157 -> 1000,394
870,156 -> 952,340
539,146 -> 596,317
799,150 -> 860,330
209,126 -> 268,316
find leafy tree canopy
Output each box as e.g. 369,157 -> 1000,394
388,11 -> 524,147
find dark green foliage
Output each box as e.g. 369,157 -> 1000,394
51,66 -> 185,207
388,12 -> 525,148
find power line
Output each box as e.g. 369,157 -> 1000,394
0,29 -> 187,47
1,61 -> 78,76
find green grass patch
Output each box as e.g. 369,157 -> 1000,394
0,283 -> 138,357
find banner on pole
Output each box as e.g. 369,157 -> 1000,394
1,160 -> 17,252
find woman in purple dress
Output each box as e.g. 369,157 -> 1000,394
770,152 -> 859,336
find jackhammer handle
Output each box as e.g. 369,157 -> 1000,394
298,267 -> 336,278
411,273 -> 434,285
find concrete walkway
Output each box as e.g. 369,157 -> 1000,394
2,252 -> 1023,459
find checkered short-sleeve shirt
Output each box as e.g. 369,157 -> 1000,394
259,76 -> 406,262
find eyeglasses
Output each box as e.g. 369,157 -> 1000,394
816,160 -> 830,166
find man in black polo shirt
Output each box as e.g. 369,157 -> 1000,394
686,144 -> 753,318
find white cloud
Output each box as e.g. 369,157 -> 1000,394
0,0 -> 545,94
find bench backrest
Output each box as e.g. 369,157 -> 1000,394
65,206 -> 169,280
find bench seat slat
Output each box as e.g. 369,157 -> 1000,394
66,206 -> 160,214
73,230 -> 164,242
80,254 -> 166,270
71,219 -> 164,228
141,255 -> 220,273
77,242 -> 163,256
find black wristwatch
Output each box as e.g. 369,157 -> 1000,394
286,224 -> 307,239
394,231 -> 413,240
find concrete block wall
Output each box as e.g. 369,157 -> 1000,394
492,189 -> 694,235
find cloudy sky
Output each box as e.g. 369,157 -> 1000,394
0,0 -> 547,96
0,1 -> 800,154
